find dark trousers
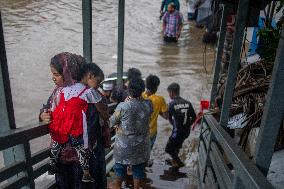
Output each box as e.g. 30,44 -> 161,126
55,142 -> 107,189
164,36 -> 178,43
165,133 -> 188,165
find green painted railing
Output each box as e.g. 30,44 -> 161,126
198,114 -> 274,189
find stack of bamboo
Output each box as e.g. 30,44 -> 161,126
217,61 -> 283,155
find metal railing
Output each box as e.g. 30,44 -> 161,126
198,114 -> 274,189
0,104 -> 117,189
0,123 -> 53,189
209,0 -> 284,180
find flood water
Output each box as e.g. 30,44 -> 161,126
1,0 -> 214,126
0,0 -> 214,184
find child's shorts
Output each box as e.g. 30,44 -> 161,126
114,163 -> 146,179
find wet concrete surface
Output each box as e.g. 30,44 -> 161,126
107,161 -> 199,189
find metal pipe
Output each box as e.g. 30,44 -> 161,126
117,0 -> 125,86
0,12 -> 15,130
268,1 -> 276,28
210,4 -> 229,107
82,0 -> 92,63
0,11 -> 27,188
202,131 -> 213,182
266,2 -> 271,25
219,0 -> 250,128
205,115 -> 274,188
254,25 -> 284,176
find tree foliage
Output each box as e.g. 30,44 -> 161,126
257,1 -> 284,63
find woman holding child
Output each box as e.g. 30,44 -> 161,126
39,52 -> 107,189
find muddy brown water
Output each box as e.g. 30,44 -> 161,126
0,0 -> 214,185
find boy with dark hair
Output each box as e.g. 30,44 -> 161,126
166,83 -> 196,168
80,63 -> 109,120
110,78 -> 152,189
143,75 -> 168,149
80,63 -> 110,122
80,63 -> 104,89
111,68 -> 142,103
80,63 -> 110,186
127,68 -> 142,82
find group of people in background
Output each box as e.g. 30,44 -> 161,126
39,52 -> 196,189
38,2 -> 198,188
37,2 -> 201,188
161,0 -> 217,44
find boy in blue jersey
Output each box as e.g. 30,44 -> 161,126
165,83 -> 196,168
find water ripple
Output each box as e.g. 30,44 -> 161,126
0,0 -> 214,126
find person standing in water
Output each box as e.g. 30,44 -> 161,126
165,83 -> 196,168
160,0 -> 180,19
162,3 -> 184,43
